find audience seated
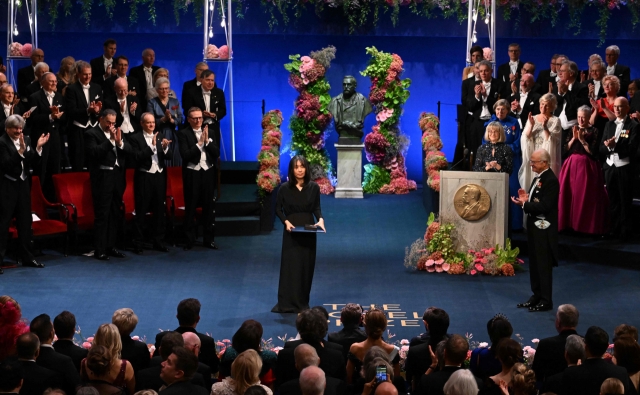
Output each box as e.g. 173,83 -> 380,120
299,366 -> 325,395
15,332 -> 62,395
600,377 -> 625,395
80,323 -> 135,395
405,307 -> 450,390
614,324 -> 639,342
182,332 -> 213,389
477,338 -> 522,394
30,313 -> 81,395
112,308 -> 151,373
470,314 -> 513,381
0,360 -> 25,394
509,363 -> 536,395
52,310 -> 89,371
0,296 -> 29,361
219,320 -> 276,387
154,298 -> 219,374
158,346 -> 208,395
211,350 -> 273,395
443,369 -> 478,395
279,344 -> 346,395
328,304 -> 367,361
540,334 -> 585,394
613,335 -> 640,392
561,326 -> 634,395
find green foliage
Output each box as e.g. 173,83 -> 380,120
494,238 -> 523,270
360,47 -> 393,80
427,212 -> 435,226
362,164 -> 391,194
428,223 -> 456,262
284,55 -> 302,74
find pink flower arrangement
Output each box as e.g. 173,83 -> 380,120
9,43 -> 22,57
295,92 -> 321,123
483,47 -> 493,62
379,177 -> 417,194
364,131 -> 390,164
256,110 -> 283,196
315,177 -> 335,194
20,43 -> 32,57
289,74 -> 306,92
82,342 -> 91,349
206,44 -> 219,59
218,45 -> 231,59
376,108 -> 394,122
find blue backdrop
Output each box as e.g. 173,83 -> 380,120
2,4 -> 639,182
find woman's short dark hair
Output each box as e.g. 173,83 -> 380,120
288,155 -> 311,188
496,339 -> 522,369
232,320 -> 263,354
469,45 -> 483,57
364,309 -> 387,340
244,385 -> 268,395
487,315 -> 513,346
614,336 -> 640,375
340,303 -> 363,328
86,345 -> 112,376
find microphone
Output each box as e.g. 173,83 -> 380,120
450,148 -> 470,170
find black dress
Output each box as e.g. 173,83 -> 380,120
272,181 -> 323,313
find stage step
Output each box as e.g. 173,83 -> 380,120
215,164 -> 266,236
220,161 -> 260,184
216,216 -> 261,236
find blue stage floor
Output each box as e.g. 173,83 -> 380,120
2,188 -> 639,346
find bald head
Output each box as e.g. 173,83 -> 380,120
294,344 -> 320,371
0,73 -> 7,85
299,366 -> 325,395
31,48 -> 44,66
520,73 -> 534,93
182,332 -> 201,356
114,77 -> 129,99
376,382 -> 399,395
613,96 -> 629,119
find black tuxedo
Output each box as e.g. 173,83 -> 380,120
0,134 -> 40,263
509,90 -> 541,128
103,95 -> 142,136
181,78 -> 200,106
154,327 -> 220,374
522,168 -> 559,306
609,64 -> 631,97
18,360 -> 62,395
279,376 -> 347,395
158,380 -> 209,395
102,75 -> 141,103
536,69 -> 557,95
36,346 -> 81,395
90,56 -> 115,88
553,81 -> 589,122
497,60 -> 523,87
327,327 -> 367,360
561,358 -> 634,395
466,78 -> 501,155
0,102 -> 30,136
84,126 -> 133,253
25,81 -> 42,98
599,116 -> 640,239
177,127 -> 220,246
135,365 -> 206,392
453,77 -> 480,165
531,329 -> 579,384
405,338 -> 444,389
121,336 -> 151,373
585,79 -> 607,100
275,341 -> 346,389
17,65 -> 36,101
53,339 -> 88,372
65,81 -> 103,171
283,339 -> 343,353
28,89 -> 65,199
129,131 -> 171,244
182,86 -> 227,147
128,65 -> 160,109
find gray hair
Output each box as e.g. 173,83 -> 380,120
557,304 -> 579,328
34,62 -> 49,73
299,366 -> 325,395
443,369 -> 479,395
577,105 -> 593,117
363,357 -> 393,383
562,60 -> 579,77
360,346 -> 390,378
479,60 -> 493,70
101,109 -> 117,118
39,71 -> 55,84
588,54 -> 603,64
540,93 -> 558,112
114,77 -> 128,90
0,83 -> 13,94
493,99 -> 509,111
590,60 -> 606,71
153,68 -> 169,80
484,122 -> 506,143
142,48 -> 155,57
76,60 -> 91,74
195,61 -> 208,69
154,77 -> 169,89
294,343 -> 320,370
534,149 -> 551,163
141,112 -> 155,123
6,114 -> 25,129
606,45 -> 620,56
565,334 -> 585,364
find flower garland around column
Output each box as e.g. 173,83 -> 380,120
257,110 -> 283,199
420,112 -> 447,192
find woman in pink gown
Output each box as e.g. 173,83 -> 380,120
558,105 -> 609,234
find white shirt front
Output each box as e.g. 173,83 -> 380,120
479,82 -> 492,120
606,118 -> 631,167
3,103 -> 11,118
118,98 -> 134,134
509,61 -> 518,75
186,129 -> 212,171
607,64 -> 616,75
144,67 -> 153,89
594,80 -> 602,97
559,82 -> 577,130
103,56 -> 113,79
202,88 -> 213,124
142,132 -> 166,173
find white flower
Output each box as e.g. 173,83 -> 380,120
532,338 -> 540,343
400,339 -> 409,345
478,342 -> 489,348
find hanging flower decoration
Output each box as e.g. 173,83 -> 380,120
206,44 -> 219,59
256,110 -> 283,197
9,43 -> 23,57
218,45 -> 232,59
361,47 -> 416,195
20,43 -> 33,57
284,46 -> 337,194
420,112 -> 447,192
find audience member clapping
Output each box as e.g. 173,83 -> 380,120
470,314 -> 513,381
112,308 -> 151,373
0,295 -> 29,361
443,369 -> 479,395
590,75 -> 621,135
147,68 -> 177,101
56,56 -> 76,95
211,349 -> 273,395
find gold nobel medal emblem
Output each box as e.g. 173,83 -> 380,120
454,184 -> 491,221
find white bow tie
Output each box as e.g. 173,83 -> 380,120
82,85 -> 90,90
193,129 -> 202,133
483,82 -> 491,88
550,71 -> 557,77
203,91 -> 211,96
615,119 -> 624,125
46,92 -> 55,98
144,67 -> 153,72
509,61 -> 518,66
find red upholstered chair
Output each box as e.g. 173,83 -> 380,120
123,169 -> 136,223
52,172 -> 94,252
31,176 -> 70,256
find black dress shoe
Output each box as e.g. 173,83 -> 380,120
183,244 -> 193,251
203,241 -> 218,250
95,252 -> 110,261
517,299 -> 539,308
21,259 -> 45,268
107,248 -> 126,258
529,302 -> 553,312
153,243 -> 170,252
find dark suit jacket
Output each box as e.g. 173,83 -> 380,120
181,78 -> 199,106
19,360 -> 62,395
149,356 -> 211,389
553,81 -> 589,123
561,358 -> 634,395
64,81 -> 103,127
154,327 -> 220,374
328,327 -> 367,360
17,65 -> 35,101
0,134 -> 38,180
53,339 -> 88,372
541,369 -> 565,394
36,346 -> 81,395
120,336 -> 151,373
466,78 -> 501,120
612,64 -> 631,97
416,366 -> 482,395
28,89 -> 67,136
181,86 -> 227,145
279,376 -> 347,395
461,77 -> 478,107
585,79 -> 607,100
531,329 -> 579,383
536,69 -> 556,95
90,56 -> 115,88
130,131 -> 171,170
0,102 -> 30,137
405,337 -> 449,389
509,90 -> 541,127
102,75 -> 141,102
599,116 -> 640,170
284,339 -> 343,352
135,365 -> 206,392
84,126 -> 132,170
25,81 -> 42,98
158,380 -> 209,395
103,95 -> 142,133
177,127 -> 220,170
497,61 -> 523,86
128,65 -> 160,102
275,341 -> 346,389
523,168 -> 559,268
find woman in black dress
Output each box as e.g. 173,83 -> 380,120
272,155 -> 325,313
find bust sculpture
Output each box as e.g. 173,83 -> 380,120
327,76 -> 373,144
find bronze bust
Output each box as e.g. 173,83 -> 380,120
327,76 -> 373,144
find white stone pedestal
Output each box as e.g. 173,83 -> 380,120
334,143 -> 364,199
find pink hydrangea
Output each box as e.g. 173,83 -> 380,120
206,44 -> 219,59
20,43 -> 32,57
82,342 -> 92,349
9,42 -> 22,57
376,108 -> 394,122
218,46 -> 231,59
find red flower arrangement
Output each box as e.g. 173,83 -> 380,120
256,110 -> 284,198
420,112 -> 447,192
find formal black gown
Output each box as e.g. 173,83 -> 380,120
272,181 -> 323,313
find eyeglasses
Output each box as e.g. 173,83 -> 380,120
189,117 -> 203,121
529,160 -> 545,164
613,105 -> 625,109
